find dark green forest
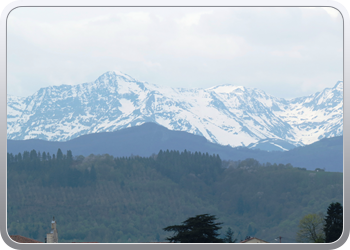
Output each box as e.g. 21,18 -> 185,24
7,149 -> 342,243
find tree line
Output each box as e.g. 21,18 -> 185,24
7,149 -> 97,188
7,148 -> 343,243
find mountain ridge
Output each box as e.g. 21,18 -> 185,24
7,122 -> 343,172
7,70 -> 343,149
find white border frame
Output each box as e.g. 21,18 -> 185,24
1,1 -> 348,249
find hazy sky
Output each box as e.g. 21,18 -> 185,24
7,7 -> 343,99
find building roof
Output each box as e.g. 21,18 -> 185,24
240,237 -> 268,243
71,242 -> 99,243
10,235 -> 43,243
147,242 -> 174,243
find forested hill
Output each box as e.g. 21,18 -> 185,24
7,122 -> 343,172
7,149 -> 342,243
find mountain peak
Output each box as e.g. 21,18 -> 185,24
206,84 -> 246,94
97,70 -> 135,82
111,70 -> 135,81
334,81 -> 343,91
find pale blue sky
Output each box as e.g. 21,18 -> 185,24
7,7 -> 343,98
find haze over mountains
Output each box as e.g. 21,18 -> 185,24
7,71 -> 343,151
7,122 -> 343,172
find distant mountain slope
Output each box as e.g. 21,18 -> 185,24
7,71 -> 343,150
253,136 -> 343,172
7,122 -> 343,172
247,138 -> 297,151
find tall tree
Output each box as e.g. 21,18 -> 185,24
67,150 -> 73,164
163,214 -> 224,243
296,213 -> 325,243
23,151 -> 29,161
17,152 -> 22,161
42,152 -> 47,161
223,227 -> 237,243
56,148 -> 63,161
324,202 -> 343,243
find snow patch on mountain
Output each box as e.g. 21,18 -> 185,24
7,71 -> 343,150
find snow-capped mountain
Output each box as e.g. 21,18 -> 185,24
7,71 -> 343,150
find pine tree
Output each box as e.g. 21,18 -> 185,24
223,227 -> 237,243
17,152 -> 22,161
67,150 -> 73,164
324,202 -> 343,243
29,150 -> 37,160
56,148 -> 63,161
23,151 -> 29,161
42,152 -> 47,161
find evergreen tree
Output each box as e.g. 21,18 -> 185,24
7,153 -> 14,163
223,227 -> 236,243
163,214 -> 224,243
42,152 -> 47,161
57,148 -> 63,161
324,202 -> 343,243
67,150 -> 73,164
17,152 -> 22,161
23,151 -> 29,161
29,150 -> 37,160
